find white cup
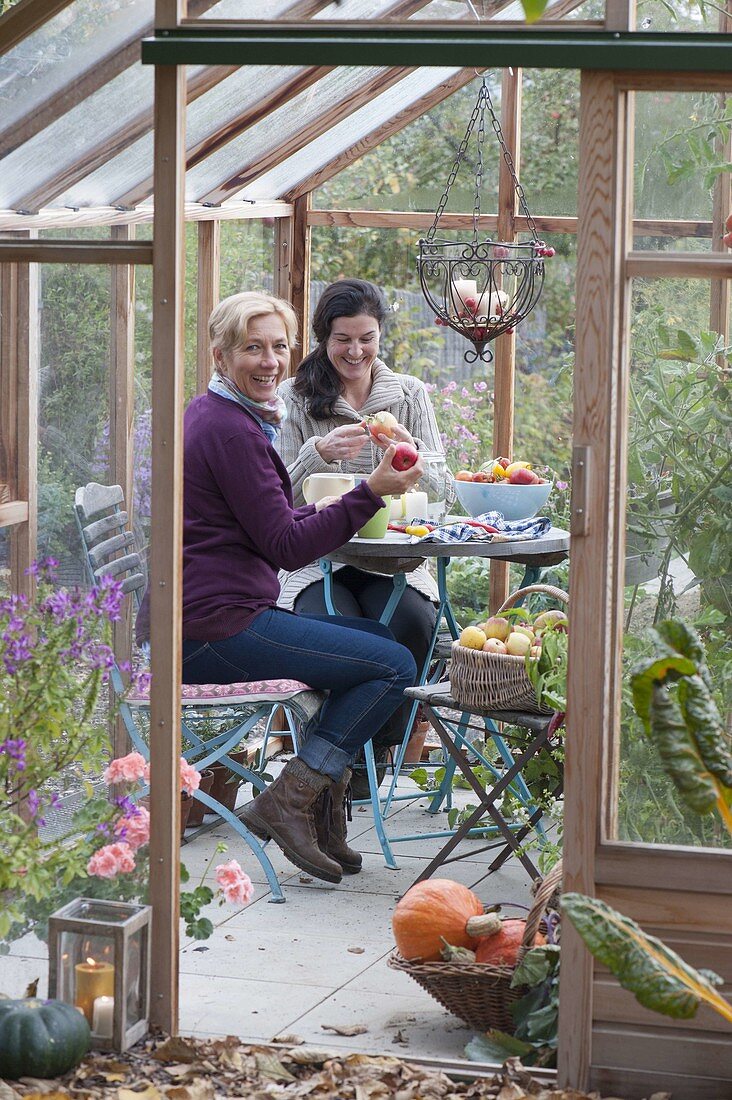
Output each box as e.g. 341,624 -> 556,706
302,472 -> 355,505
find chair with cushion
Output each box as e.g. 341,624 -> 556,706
74,482 -> 323,902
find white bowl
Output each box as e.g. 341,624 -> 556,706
454,479 -> 553,521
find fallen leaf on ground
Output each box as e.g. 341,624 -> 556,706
321,1024 -> 369,1036
164,1081 -> 215,1100
392,1031 -> 408,1045
270,1034 -> 304,1045
0,1083 -> 22,1100
347,947 -> 365,954
253,1053 -> 296,1083
118,1086 -> 162,1100
151,1039 -> 200,1065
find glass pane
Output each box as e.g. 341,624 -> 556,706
240,66 -> 462,201
0,0 -> 151,132
185,66 -> 391,203
0,62 -> 154,210
633,89 -> 732,247
618,277 -> 731,850
314,68 -> 578,218
220,219 -> 276,298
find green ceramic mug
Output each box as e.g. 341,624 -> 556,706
358,497 -> 392,538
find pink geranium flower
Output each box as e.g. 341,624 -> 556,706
141,757 -> 202,795
104,752 -> 147,785
215,859 -> 254,905
114,805 -> 150,850
179,759 -> 202,795
87,842 -> 136,879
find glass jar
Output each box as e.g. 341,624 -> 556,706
417,450 -> 448,525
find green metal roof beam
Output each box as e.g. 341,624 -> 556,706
141,28 -> 732,71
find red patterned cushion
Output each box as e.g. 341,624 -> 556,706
127,678 -> 314,707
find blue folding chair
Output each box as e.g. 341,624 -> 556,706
74,482 -> 323,902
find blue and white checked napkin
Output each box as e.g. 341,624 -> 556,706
413,512 -> 551,544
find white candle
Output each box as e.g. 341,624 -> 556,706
92,995 -> 115,1038
475,288 -> 508,320
451,278 -> 477,316
403,491 -> 429,522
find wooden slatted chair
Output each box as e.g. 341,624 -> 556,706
74,482 -> 323,902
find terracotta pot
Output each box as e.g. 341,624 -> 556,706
179,792 -> 192,838
403,719 -> 430,765
209,749 -> 249,814
186,768 -> 214,828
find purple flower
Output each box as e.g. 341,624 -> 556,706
473,380 -> 488,392
0,738 -> 27,771
556,481 -> 568,491
115,794 -> 138,816
27,789 -> 46,824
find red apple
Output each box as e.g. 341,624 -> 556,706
509,467 -> 541,485
391,442 -> 419,471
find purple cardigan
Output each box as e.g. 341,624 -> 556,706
174,392 -> 382,641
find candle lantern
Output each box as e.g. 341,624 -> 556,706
47,898 -> 151,1051
417,78 -> 551,363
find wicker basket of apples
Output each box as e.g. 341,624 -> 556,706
449,584 -> 568,714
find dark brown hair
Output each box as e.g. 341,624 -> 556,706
293,279 -> 388,419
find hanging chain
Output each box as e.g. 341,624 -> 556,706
425,86 -> 485,243
472,94 -> 486,246
480,79 -> 540,242
426,78 -> 540,244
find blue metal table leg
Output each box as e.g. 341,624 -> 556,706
319,558 -> 338,616
364,740 -> 398,868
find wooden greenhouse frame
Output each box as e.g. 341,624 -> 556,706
1,0 -> 730,1094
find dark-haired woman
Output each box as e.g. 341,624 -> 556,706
277,279 -> 448,797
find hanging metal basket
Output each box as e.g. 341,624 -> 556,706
417,78 -> 553,363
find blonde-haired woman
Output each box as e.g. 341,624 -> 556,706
172,291 -> 424,885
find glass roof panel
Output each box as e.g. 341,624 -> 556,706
235,66 -> 461,200
0,59 -> 155,209
0,0 -> 152,131
184,66 -> 391,203
52,65 -> 305,209
198,0 -> 303,17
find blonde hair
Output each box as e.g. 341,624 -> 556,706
208,292 -> 298,364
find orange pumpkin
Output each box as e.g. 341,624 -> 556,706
392,879 -> 500,962
474,918 -> 546,967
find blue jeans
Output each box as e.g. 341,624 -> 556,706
181,609 -> 417,781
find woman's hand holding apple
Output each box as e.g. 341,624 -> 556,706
367,445 -> 424,499
371,422 -> 416,450
315,423 -> 370,464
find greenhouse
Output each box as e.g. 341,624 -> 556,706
0,1 -> 730,1097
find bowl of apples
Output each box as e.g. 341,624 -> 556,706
453,459 -> 553,521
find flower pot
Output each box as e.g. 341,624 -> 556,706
209,749 -> 249,814
403,719 -> 430,765
624,490 -> 676,587
186,769 -> 214,828
179,792 -> 192,838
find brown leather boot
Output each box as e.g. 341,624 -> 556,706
239,758 -> 343,883
314,767 -> 362,875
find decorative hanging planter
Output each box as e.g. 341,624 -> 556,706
417,78 -> 553,363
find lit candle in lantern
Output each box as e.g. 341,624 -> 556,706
92,995 -> 115,1039
451,278 -> 477,316
75,958 -> 114,1025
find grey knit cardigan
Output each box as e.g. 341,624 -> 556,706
275,359 -> 449,609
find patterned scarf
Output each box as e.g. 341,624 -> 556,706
209,372 -> 288,441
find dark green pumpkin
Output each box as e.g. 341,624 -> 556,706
0,998 -> 90,1079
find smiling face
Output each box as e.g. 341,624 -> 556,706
326,313 -> 381,386
214,313 -> 290,402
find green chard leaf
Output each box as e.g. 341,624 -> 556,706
562,893 -> 732,1024
677,676 -> 732,787
465,1031 -> 534,1064
647,683 -> 719,815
